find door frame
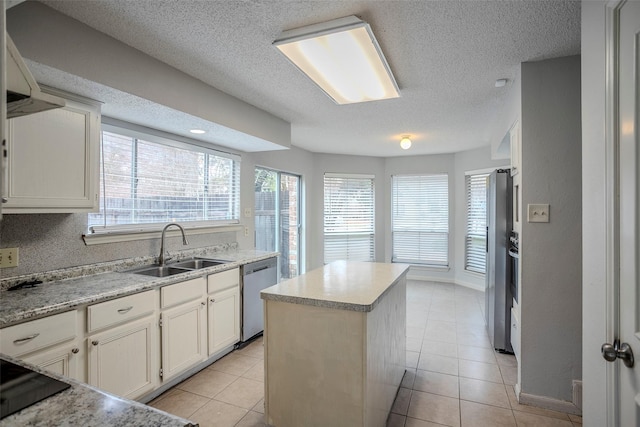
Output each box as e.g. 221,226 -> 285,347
582,1 -> 626,425
603,1 -> 625,424
254,166 -> 302,279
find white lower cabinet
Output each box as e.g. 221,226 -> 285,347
23,341 -> 81,381
2,268 -> 243,401
86,290 -> 157,400
0,310 -> 81,381
160,278 -> 207,382
207,268 -> 240,356
208,286 -> 240,355
87,315 -> 157,400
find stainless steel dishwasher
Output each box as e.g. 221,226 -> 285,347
241,257 -> 277,342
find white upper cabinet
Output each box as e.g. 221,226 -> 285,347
4,95 -> 100,213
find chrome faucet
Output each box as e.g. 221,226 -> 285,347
158,223 -> 189,266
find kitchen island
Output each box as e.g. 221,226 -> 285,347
260,261 -> 409,427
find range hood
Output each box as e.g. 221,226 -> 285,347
6,34 -> 65,118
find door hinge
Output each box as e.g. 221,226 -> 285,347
159,317 -> 163,327
159,368 -> 163,378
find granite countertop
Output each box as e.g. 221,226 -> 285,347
260,261 -> 409,312
0,355 -> 196,426
0,248 -> 278,328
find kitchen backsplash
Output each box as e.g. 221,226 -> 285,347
0,213 -> 238,279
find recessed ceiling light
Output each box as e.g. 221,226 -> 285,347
495,79 -> 508,88
274,15 -> 400,105
190,129 -> 206,134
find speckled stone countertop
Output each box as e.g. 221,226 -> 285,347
0,355 -> 197,426
0,248 -> 278,328
260,261 -> 409,312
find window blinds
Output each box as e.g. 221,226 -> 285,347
323,173 -> 375,263
465,173 -> 489,274
391,174 -> 449,265
88,127 -> 240,232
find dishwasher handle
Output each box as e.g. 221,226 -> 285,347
243,257 -> 277,275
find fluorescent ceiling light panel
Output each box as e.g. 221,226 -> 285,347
274,16 -> 400,105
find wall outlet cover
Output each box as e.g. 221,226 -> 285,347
0,248 -> 19,268
527,204 -> 550,223
244,208 -> 252,218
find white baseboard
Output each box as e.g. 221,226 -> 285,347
453,279 -> 485,292
518,391 -> 582,416
572,380 -> 582,410
407,274 -> 485,292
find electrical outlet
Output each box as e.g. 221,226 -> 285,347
0,248 -> 19,268
244,208 -> 252,218
244,227 -> 249,237
527,204 -> 550,223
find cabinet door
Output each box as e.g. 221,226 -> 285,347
87,315 -> 157,400
23,341 -> 82,381
208,286 -> 240,356
160,299 -> 207,381
4,98 -> 100,213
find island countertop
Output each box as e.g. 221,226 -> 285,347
260,261 -> 410,312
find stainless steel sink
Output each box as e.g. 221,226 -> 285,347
125,257 -> 229,277
128,265 -> 193,277
172,258 -> 227,269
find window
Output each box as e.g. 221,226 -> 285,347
88,123 -> 240,233
391,174 -> 448,266
323,173 -> 375,263
465,173 -> 489,274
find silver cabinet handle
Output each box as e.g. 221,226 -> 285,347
13,333 -> 40,344
210,298 -> 215,303
117,306 -> 133,314
201,301 -> 206,307
71,348 -> 79,354
92,340 -> 99,346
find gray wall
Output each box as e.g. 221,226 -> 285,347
520,55 -> 582,402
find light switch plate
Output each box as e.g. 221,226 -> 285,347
527,204 -> 550,223
244,208 -> 252,218
0,248 -> 19,268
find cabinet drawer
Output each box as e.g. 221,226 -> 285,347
88,290 -> 155,332
0,310 -> 77,357
161,277 -> 205,309
207,268 -> 240,294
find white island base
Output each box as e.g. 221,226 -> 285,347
261,261 -> 408,427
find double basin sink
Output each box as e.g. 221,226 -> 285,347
126,258 -> 228,278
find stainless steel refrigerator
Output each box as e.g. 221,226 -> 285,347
485,169 -> 513,353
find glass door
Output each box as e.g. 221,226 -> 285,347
254,168 -> 301,280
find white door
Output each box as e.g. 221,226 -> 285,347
615,1 -> 639,424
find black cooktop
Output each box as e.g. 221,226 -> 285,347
0,359 -> 71,419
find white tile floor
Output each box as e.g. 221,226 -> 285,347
149,280 -> 583,427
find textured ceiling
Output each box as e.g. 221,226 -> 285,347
36,0 -> 581,157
